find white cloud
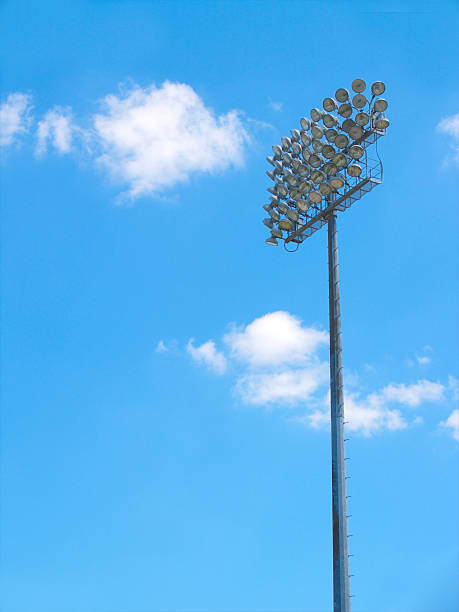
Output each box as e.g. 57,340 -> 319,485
236,364 -> 329,406
36,107 -> 75,155
416,355 -> 431,366
224,311 -> 328,368
437,112 -> 459,166
187,339 -> 227,375
380,379 -> 445,407
440,409 -> 459,442
448,375 -> 459,401
268,99 -> 283,112
0,93 -> 33,147
155,340 -> 168,353
92,81 -> 250,198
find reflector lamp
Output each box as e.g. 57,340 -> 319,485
335,88 -> 349,102
347,163 -> 362,177
352,93 -> 367,108
319,181 -> 333,195
263,217 -> 274,228
311,124 -> 324,139
325,129 -> 338,143
299,180 -> 312,193
371,81 -> 385,96
263,203 -> 272,213
266,155 -> 275,166
335,133 -> 349,149
282,152 -> 292,164
297,200 -> 309,212
309,191 -> 322,204
302,148 -> 311,162
349,124 -> 364,140
311,169 -> 326,184
309,154 -> 321,168
272,144 -> 282,157
355,111 -> 370,126
291,129 -> 301,141
281,136 -> 291,150
323,162 -> 338,176
322,144 -> 336,159
341,118 -> 355,133
266,169 -> 276,180
338,103 -> 353,118
271,227 -> 282,238
292,142 -> 302,156
310,108 -> 323,122
265,236 -> 278,246
323,114 -> 338,128
373,113 -> 389,130
312,139 -> 324,153
323,97 -> 338,112
287,209 -> 299,222
279,219 -> 292,231
300,131 -> 311,146
300,117 -> 311,130
352,78 -> 366,93
330,175 -> 345,190
349,144 -> 364,160
298,164 -> 309,177
373,98 -> 388,112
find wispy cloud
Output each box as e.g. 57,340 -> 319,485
440,409 -> 459,442
437,112 -> 459,166
187,339 -> 228,375
268,99 -> 283,112
0,93 -> 33,147
36,107 -> 75,155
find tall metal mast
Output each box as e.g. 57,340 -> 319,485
262,78 -> 389,612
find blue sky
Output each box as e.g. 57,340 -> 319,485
1,1 -> 459,611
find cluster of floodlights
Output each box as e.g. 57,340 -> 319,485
263,79 -> 389,246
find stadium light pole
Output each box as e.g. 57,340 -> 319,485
262,78 -> 389,612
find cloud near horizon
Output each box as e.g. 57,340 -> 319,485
437,112 -> 459,166
174,311 -> 455,439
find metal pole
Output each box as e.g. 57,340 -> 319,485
327,204 -> 351,612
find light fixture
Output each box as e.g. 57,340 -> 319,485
323,113 -> 338,128
329,175 -> 345,190
335,88 -> 349,102
341,118 -> 355,133
263,217 -> 274,228
310,108 -> 323,122
265,236 -> 278,246
272,144 -> 282,158
266,169 -> 276,180
297,163 -> 310,177
283,151 -> 293,164
355,111 -> 370,126
349,144 -> 364,160
347,163 -> 362,177
279,219 -> 293,231
299,179 -> 312,193
322,144 -> 336,159
309,154 -> 322,168
271,227 -> 282,238
309,191 -> 322,204
323,97 -> 338,112
278,202 -> 289,213
373,98 -> 388,112
338,103 -> 353,118
301,131 -> 311,145
335,133 -> 349,149
352,93 -> 367,108
281,136 -> 291,150
373,113 -> 390,130
274,159 -> 283,172
311,169 -> 326,184
312,139 -> 324,153
333,152 -> 350,168
268,208 -> 280,220
325,128 -> 338,143
290,129 -> 301,141
263,203 -> 272,213
297,200 -> 309,212
371,81 -> 385,96
292,142 -> 302,156
352,78 -> 366,92
349,124 -> 364,140
319,181 -> 333,195
266,155 -> 275,166
287,209 -> 299,222
300,117 -> 311,130
311,124 -> 324,139
323,162 -> 338,176
277,183 -> 288,197
302,147 -> 311,162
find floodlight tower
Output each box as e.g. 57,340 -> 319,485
262,79 -> 389,612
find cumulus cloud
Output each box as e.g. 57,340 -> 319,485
437,112 -> 459,166
379,379 -> 445,407
187,339 -> 227,375
36,107 -> 75,155
224,311 -> 328,368
236,364 -> 329,406
440,409 -> 459,442
92,81 -> 250,198
0,93 -> 33,147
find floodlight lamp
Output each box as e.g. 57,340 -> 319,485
302,147 -> 311,162
373,98 -> 388,112
300,131 -> 311,146
266,169 -> 276,180
352,78 -> 366,93
292,142 -> 302,156
330,175 -> 345,190
312,139 -> 324,153
281,136 -> 291,150
335,133 -> 349,149
325,128 -> 338,143
290,189 -> 302,201
265,236 -> 278,246
333,152 -> 350,168
310,108 -> 323,122
287,209 -> 299,222
283,151 -> 293,165
347,163 -> 362,177
285,174 -> 297,187
271,227 -> 282,238
269,209 -> 280,220
335,88 -> 349,102
297,163 -> 310,177
278,202 -> 289,213
352,93 -> 367,109
291,129 -> 301,141
279,219 -> 293,231
300,117 -> 311,130
292,159 -> 301,172
309,191 -> 322,204
266,155 -> 276,166
297,200 -> 309,212
263,203 -> 272,213
274,159 -> 283,172
272,144 -> 282,158
323,97 -> 338,112
371,81 -> 386,96
311,124 -> 324,139
355,111 -> 370,126
341,118 -> 356,133
311,169 -> 326,184
373,113 -> 390,130
349,144 -> 364,160
309,154 -> 322,168
269,195 -> 280,204
299,179 -> 312,193
338,103 -> 353,118
267,186 -> 277,195
349,124 -> 364,140
322,144 -> 336,159
323,114 -> 338,128
319,181 -> 333,195
323,162 -> 338,176
277,184 -> 288,197
263,217 -> 274,228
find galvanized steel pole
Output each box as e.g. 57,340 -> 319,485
327,204 -> 351,612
